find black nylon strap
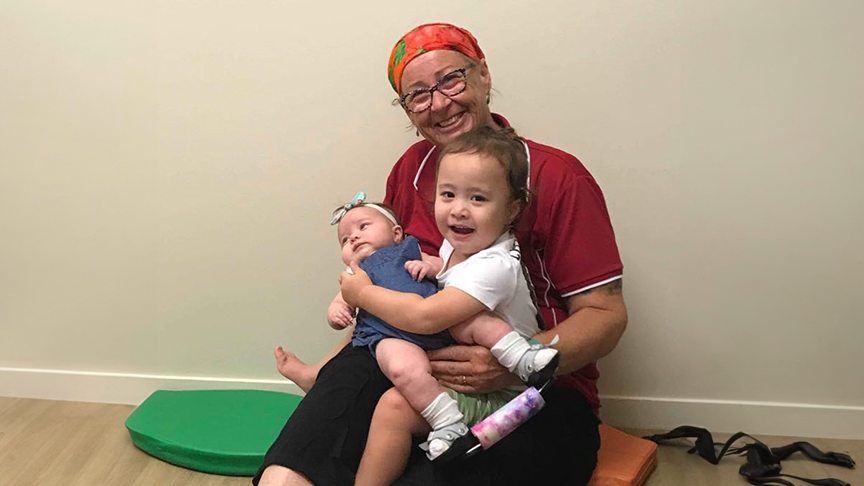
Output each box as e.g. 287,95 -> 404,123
644,426 -> 769,465
645,426 -> 854,486
739,445 -> 783,478
772,442 -> 856,469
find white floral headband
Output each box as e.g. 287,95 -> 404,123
330,191 -> 398,226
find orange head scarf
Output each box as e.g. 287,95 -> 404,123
387,23 -> 485,94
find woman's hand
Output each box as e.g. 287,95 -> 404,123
428,344 -> 520,394
339,262 -> 372,307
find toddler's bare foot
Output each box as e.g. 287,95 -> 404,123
274,346 -> 316,392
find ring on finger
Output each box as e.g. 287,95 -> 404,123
461,375 -> 467,385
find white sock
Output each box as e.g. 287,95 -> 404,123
490,331 -> 531,371
420,392 -> 463,430
490,331 -> 556,372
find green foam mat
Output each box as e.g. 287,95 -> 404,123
125,389 -> 302,476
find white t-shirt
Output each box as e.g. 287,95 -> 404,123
436,233 -> 540,339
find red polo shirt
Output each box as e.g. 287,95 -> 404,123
384,115 -> 623,413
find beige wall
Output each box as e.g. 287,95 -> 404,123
1,0 -> 862,437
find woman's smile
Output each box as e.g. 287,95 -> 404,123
436,112 -> 465,128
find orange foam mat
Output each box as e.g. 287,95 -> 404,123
588,424 -> 658,486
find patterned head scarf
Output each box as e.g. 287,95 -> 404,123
387,23 -> 485,94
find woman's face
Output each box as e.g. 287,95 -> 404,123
400,50 -> 494,148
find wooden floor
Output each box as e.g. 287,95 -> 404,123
0,397 -> 859,486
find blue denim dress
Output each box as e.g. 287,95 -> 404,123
351,235 -> 456,352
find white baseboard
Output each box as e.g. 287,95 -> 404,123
2,368 -> 861,440
0,367 -> 304,406
600,395 -> 864,440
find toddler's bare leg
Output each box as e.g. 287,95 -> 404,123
451,316 -> 558,386
449,315 -> 512,348
355,388 -> 429,486
275,333 -> 351,393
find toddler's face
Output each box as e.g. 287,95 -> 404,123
434,152 -> 520,259
337,206 -> 403,266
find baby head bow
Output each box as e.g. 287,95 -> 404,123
330,191 -> 367,225
330,191 -> 399,227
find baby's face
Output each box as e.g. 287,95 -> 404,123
337,206 -> 403,266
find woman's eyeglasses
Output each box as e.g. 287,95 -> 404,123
396,67 -> 469,113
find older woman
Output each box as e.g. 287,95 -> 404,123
256,23 -> 627,486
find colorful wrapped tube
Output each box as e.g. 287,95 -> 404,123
470,386 -> 546,450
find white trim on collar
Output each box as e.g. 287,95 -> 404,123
413,146 -> 437,191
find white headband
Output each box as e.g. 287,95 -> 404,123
360,203 -> 398,226
330,191 -> 398,227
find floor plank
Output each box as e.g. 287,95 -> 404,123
0,397 -> 859,486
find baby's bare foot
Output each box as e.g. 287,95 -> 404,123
274,346 -> 316,392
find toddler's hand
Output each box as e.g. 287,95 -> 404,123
405,260 -> 434,282
327,300 -> 355,330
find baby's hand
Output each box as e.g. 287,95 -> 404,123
405,260 -> 434,282
327,300 -> 355,330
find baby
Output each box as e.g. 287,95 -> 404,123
273,193 -> 448,391
332,194 -> 457,359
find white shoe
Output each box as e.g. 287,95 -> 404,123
419,422 -> 470,461
514,337 -> 560,388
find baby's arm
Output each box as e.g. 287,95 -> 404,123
341,263 -> 485,335
327,291 -> 355,330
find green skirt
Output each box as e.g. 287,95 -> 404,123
447,388 -> 522,426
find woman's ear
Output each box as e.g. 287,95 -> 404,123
478,58 -> 492,94
392,224 -> 405,243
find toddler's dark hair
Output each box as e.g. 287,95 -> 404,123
437,126 -> 529,227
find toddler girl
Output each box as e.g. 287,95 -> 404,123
340,126 -> 558,486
